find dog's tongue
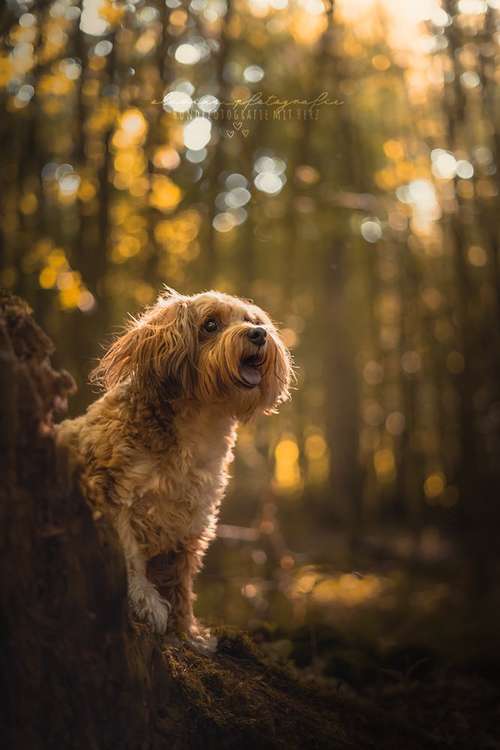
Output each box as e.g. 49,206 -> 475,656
240,363 -> 262,387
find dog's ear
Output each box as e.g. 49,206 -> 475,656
90,296 -> 198,399
158,298 -> 198,399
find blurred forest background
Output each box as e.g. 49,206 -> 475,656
1,0 -> 500,679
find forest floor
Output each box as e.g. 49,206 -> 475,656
148,622 -> 500,749
249,621 -> 500,750
198,521 -> 500,746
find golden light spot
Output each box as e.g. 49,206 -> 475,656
114,149 -> 146,177
295,165 -> 320,185
289,8 -> 327,45
48,249 -> 68,269
88,56 -> 106,72
155,211 -> 201,260
274,436 -> 302,493
59,285 -> 81,309
133,283 -> 155,305
150,176 -> 183,213
386,411 -> 405,436
111,202 -> 130,225
304,432 -> 329,484
99,1 -> 126,26
375,167 -> 397,190
247,0 -> 269,18
169,9 -> 187,26
78,290 -> 96,312
372,54 -> 391,71
377,291 -> 400,321
231,85 -> 251,102
38,73 -> 72,96
280,555 -> 295,570
117,108 -> 147,146
20,193 -> 38,215
113,173 -> 128,190
0,56 -> 12,87
312,573 -> 383,606
373,448 -> 395,480
294,570 -> 319,595
153,146 -> 181,170
135,30 -> 157,56
467,245 -> 487,268
276,438 -> 299,461
401,350 -> 421,374
309,456 -> 329,484
129,177 -> 149,198
383,139 -> 405,160
39,267 -> 57,289
421,287 -> 442,310
242,583 -> 257,598
125,215 -> 146,233
112,235 -> 142,261
260,519 -> 274,534
78,179 -> 97,202
305,433 -> 327,460
280,328 -> 297,348
363,360 -> 384,385
424,472 -> 445,500
342,36 -> 363,57
395,160 -> 415,181
57,270 -> 78,290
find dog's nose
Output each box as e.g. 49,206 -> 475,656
247,326 -> 267,347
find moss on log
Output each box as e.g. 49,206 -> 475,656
0,293 -> 440,749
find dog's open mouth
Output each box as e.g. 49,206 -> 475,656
239,354 -> 264,388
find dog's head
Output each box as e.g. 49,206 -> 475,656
91,288 -> 292,418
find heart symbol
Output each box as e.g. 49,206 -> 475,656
233,120 -> 243,131
224,129 -> 234,138
242,129 -> 250,137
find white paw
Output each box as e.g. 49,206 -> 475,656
145,598 -> 170,634
188,630 -> 218,655
129,578 -> 170,634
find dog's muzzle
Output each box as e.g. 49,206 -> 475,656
239,327 -> 267,388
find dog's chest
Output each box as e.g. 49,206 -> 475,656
128,411 -> 237,553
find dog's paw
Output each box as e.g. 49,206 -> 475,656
129,578 -> 170,634
189,633 -> 218,655
187,623 -> 218,655
145,599 -> 170,634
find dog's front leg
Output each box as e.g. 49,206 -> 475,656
116,513 -> 170,634
148,540 -> 217,654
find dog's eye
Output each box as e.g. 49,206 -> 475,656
203,318 -> 219,333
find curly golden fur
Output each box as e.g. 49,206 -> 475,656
56,288 -> 292,651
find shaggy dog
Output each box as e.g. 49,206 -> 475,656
57,288 -> 292,652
